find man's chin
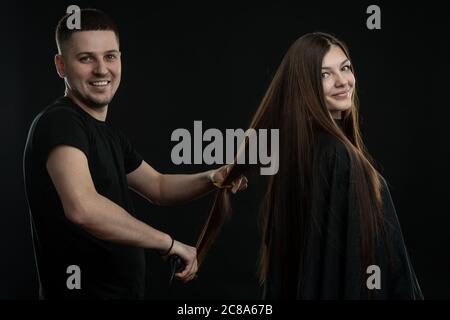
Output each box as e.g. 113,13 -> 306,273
86,96 -> 113,109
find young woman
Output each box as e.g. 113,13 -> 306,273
196,32 -> 423,299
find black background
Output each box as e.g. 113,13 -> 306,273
1,1 -> 449,299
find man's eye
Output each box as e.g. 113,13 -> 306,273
79,56 -> 92,63
105,54 -> 116,61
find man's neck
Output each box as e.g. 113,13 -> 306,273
65,91 -> 108,122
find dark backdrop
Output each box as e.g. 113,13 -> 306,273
1,1 -> 449,299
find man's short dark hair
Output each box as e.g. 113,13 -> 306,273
55,8 -> 119,53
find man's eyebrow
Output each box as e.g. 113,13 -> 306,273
321,59 -> 350,69
76,50 -> 120,57
76,52 -> 94,57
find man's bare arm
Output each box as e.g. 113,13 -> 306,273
46,145 -> 197,281
127,161 -> 247,206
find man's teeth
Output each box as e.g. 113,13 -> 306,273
91,81 -> 109,86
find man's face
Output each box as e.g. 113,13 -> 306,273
57,30 -> 121,109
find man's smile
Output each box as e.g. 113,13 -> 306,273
89,80 -> 111,87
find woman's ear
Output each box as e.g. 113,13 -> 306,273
54,54 -> 66,78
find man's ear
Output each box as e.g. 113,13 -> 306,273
55,54 -> 66,78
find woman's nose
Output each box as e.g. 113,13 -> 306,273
334,72 -> 347,87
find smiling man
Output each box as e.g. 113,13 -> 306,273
23,8 -> 246,300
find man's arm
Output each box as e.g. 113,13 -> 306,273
126,161 -> 247,206
46,145 -> 197,281
126,161 -> 213,205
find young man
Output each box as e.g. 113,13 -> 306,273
23,9 -> 246,299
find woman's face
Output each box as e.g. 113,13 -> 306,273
321,45 -> 355,119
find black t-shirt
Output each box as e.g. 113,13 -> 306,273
23,96 -> 145,299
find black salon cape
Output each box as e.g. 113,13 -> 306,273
264,129 -> 423,300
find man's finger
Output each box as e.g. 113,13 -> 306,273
187,274 -> 197,282
176,263 -> 191,278
240,176 -> 248,189
239,176 -> 248,190
233,177 -> 243,193
180,269 -> 196,283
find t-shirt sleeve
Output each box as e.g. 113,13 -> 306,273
117,130 -> 143,174
34,107 -> 90,164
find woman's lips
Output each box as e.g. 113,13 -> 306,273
332,90 -> 350,100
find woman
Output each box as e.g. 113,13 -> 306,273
197,32 -> 423,299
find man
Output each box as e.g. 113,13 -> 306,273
23,8 -> 246,299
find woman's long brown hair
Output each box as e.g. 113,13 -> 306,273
195,32 -> 385,298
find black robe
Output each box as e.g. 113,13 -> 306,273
264,127 -> 423,299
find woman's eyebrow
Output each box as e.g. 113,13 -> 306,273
321,59 -> 350,69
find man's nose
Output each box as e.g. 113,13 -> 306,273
93,60 -> 108,75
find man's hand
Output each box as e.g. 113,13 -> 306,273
163,240 -> 198,283
209,165 -> 248,194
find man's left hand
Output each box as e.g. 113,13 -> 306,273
209,165 -> 248,194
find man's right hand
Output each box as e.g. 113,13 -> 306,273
166,240 -> 198,283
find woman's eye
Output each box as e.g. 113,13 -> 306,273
321,72 -> 330,79
342,65 -> 352,71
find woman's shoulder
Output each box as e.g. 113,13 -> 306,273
314,130 -> 350,162
311,130 -> 351,182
